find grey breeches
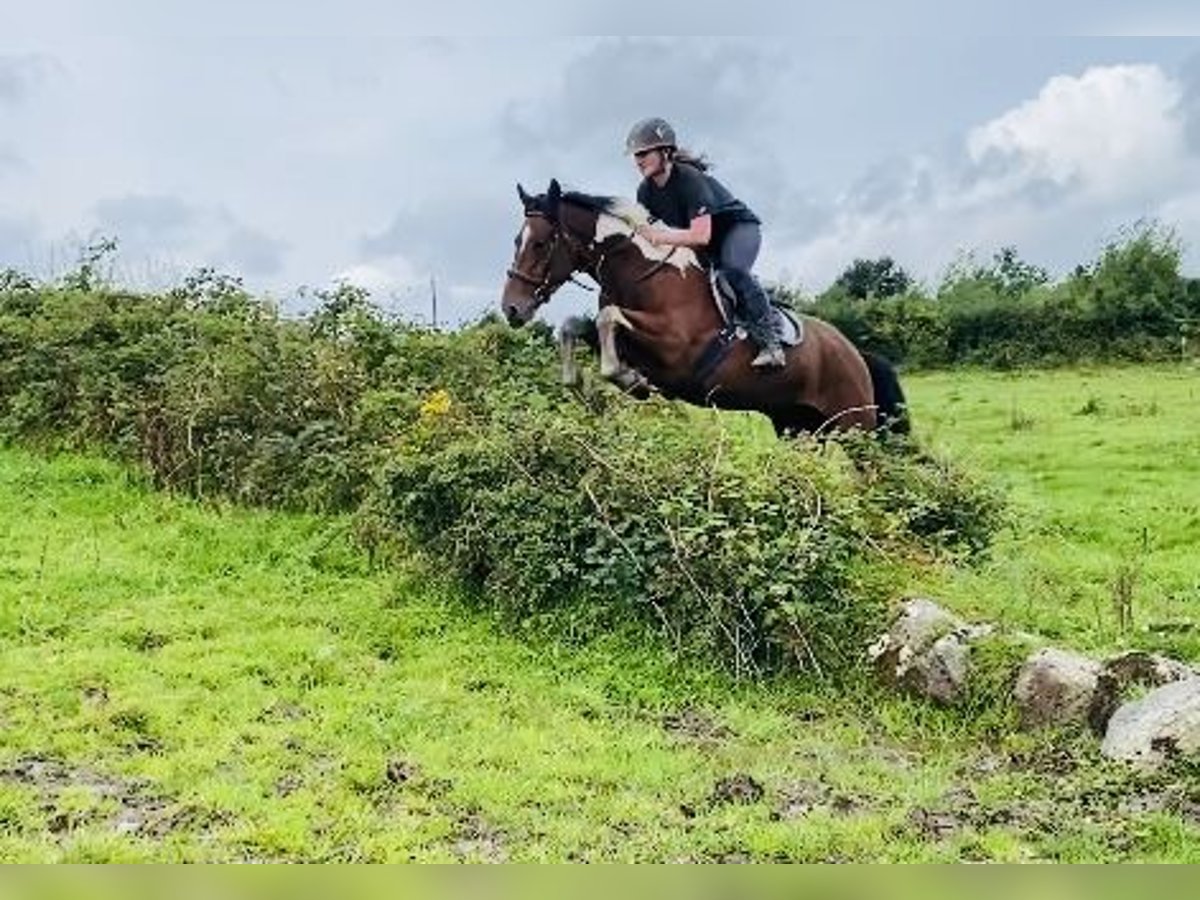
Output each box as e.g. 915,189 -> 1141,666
715,222 -> 770,320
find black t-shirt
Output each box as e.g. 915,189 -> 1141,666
636,162 -> 760,249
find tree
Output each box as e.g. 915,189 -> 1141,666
834,257 -> 912,300
990,246 -> 1049,297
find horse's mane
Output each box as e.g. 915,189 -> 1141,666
562,191 -> 649,229
560,188 -> 698,270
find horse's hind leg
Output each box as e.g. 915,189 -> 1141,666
558,315 -> 597,386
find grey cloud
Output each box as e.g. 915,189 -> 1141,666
217,227 -> 288,277
1179,52 -> 1200,155
717,154 -> 833,244
360,189 -> 585,324
92,193 -> 200,252
0,215 -> 40,270
0,54 -> 58,105
1014,175 -> 1080,209
0,145 -> 26,175
499,39 -> 784,160
845,156 -> 937,219
361,191 -> 519,287
955,143 -> 1083,209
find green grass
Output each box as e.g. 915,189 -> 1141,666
902,363 -> 1200,657
2,444 -> 1199,861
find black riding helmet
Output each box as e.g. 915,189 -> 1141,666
625,117 -> 676,155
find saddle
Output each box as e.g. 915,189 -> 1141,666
709,271 -> 804,347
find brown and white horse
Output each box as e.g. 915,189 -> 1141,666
501,179 -> 908,437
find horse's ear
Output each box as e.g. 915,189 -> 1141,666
546,179 -> 562,219
517,183 -> 533,209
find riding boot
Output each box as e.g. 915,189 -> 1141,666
723,268 -> 785,368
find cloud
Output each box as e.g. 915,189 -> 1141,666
86,193 -> 289,282
499,39 -> 784,162
215,226 -> 288,278
0,215 -> 40,270
361,191 -> 520,287
0,145 -> 26,176
358,194 -> 523,324
964,64 -> 1185,202
769,63 -> 1200,289
92,193 -> 201,252
0,54 -> 59,105
1179,51 -> 1200,155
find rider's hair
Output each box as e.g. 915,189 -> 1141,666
668,146 -> 711,172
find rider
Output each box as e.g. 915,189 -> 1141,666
625,116 -> 785,368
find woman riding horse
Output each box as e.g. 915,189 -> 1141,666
625,116 -> 784,369
501,179 -> 909,438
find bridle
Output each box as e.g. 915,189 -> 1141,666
505,210 -> 594,303
506,204 -> 679,304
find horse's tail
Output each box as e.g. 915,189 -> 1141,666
862,351 -> 911,437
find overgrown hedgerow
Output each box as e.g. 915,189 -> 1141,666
374,393 -> 1005,677
0,260 -> 1006,678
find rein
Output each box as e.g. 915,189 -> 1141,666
509,204 -> 679,303
506,211 -> 595,300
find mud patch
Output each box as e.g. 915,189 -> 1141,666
662,707 -> 735,745
771,778 -> 868,821
709,773 -> 764,807
0,754 -> 216,839
452,811 -> 506,862
906,806 -> 965,841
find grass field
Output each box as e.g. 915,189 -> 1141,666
903,363 -> 1200,657
0,363 -> 1198,861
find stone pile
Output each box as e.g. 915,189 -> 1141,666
869,598 -> 1200,771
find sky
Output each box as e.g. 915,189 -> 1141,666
4,5 -> 1200,326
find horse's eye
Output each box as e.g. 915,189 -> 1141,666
532,240 -> 547,251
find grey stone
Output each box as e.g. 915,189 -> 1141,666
868,598 -> 963,686
1101,678 -> 1200,771
1013,647 -> 1102,730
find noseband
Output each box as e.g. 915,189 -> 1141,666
506,211 -> 595,301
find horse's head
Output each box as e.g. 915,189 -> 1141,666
501,179 -> 589,326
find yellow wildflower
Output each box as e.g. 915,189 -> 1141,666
419,388 -> 452,420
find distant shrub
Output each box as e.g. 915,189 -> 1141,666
795,223 -> 1199,369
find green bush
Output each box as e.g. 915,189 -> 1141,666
797,223 -> 1199,369
0,266 -> 1007,679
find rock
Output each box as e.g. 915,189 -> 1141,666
1104,650 -> 1198,687
868,599 -> 994,705
1089,651 -> 1200,733
1101,678 -> 1200,770
1013,647 -> 1102,730
903,631 -> 972,704
868,598 -> 963,684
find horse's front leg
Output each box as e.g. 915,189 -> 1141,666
596,306 -> 653,398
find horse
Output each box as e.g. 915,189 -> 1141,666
500,178 -> 909,438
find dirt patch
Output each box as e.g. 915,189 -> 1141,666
771,778 -> 868,821
709,773 -> 764,807
0,754 -> 214,839
662,707 -> 735,744
452,811 -> 506,862
906,806 -> 965,841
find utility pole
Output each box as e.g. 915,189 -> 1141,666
430,275 -> 438,329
